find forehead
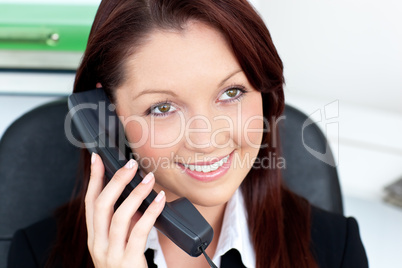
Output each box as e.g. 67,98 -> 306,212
121,21 -> 240,90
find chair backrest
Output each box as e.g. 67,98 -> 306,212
0,99 -> 343,266
0,99 -> 81,265
279,105 -> 343,214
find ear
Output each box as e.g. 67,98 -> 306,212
96,82 -> 102,88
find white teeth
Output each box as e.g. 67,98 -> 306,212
202,165 -> 211,172
183,154 -> 230,173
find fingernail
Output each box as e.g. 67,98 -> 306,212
91,152 -> 96,164
155,190 -> 165,203
141,172 -> 154,184
125,159 -> 136,169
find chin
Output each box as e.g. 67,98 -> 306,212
185,188 -> 237,208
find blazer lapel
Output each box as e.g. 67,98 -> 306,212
145,248 -> 247,268
220,249 -> 247,268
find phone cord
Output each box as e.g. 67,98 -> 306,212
200,245 -> 218,268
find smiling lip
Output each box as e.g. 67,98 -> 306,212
177,151 -> 234,182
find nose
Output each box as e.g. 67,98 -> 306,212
184,113 -> 232,153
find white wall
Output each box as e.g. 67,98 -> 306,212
257,1 -> 402,267
261,0 -> 402,113
255,0 -> 402,198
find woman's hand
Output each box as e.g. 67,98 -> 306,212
86,153 -> 166,268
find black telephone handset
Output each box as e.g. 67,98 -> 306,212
68,89 -> 213,257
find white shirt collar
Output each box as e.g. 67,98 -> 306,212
145,189 -> 256,268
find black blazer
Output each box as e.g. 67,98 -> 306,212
7,206 -> 368,268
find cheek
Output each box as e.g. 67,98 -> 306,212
238,95 -> 264,149
151,119 -> 185,147
242,111 -> 264,147
124,119 -> 181,171
123,115 -> 185,149
121,116 -> 149,146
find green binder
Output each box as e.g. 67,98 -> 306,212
0,3 -> 98,70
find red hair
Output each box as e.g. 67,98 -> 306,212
48,1 -> 317,267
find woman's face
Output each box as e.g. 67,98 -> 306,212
115,22 -> 263,207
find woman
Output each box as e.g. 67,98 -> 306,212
8,0 -> 368,267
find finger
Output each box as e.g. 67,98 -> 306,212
92,159 -> 138,251
125,190 -> 166,256
127,211 -> 143,240
85,153 -> 105,247
108,172 -> 155,258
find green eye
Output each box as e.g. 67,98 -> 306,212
219,87 -> 244,101
151,103 -> 176,116
156,104 -> 171,113
226,89 -> 238,98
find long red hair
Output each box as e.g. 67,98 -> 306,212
48,1 -> 317,267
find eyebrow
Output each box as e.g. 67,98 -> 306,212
134,69 -> 243,99
134,89 -> 178,99
218,69 -> 243,87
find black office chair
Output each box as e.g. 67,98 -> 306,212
0,99 -> 342,266
0,99 -> 81,266
279,105 -> 342,213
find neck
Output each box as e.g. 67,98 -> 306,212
194,202 -> 227,250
